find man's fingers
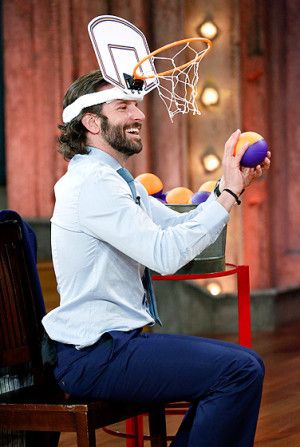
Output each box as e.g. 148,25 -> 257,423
224,129 -> 241,156
261,156 -> 271,170
254,166 -> 263,176
235,142 -> 250,162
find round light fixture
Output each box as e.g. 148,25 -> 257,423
198,19 -> 219,40
200,86 -> 220,106
201,152 -> 221,173
206,281 -> 222,296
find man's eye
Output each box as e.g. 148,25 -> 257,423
118,105 -> 127,110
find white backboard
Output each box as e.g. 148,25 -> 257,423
88,15 -> 158,94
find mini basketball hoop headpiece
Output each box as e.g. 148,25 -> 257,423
86,15 -> 212,122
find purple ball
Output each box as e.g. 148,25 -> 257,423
151,190 -> 163,198
240,139 -> 268,168
151,190 -> 167,202
191,191 -> 210,205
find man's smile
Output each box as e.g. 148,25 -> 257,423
125,125 -> 142,138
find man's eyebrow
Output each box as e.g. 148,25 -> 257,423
114,99 -> 127,105
112,99 -> 139,107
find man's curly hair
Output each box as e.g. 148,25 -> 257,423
58,70 -> 108,160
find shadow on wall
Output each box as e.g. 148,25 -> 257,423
153,280 -> 300,336
0,187 -> 6,209
25,219 -> 51,261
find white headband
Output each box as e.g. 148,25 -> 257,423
62,87 -> 145,123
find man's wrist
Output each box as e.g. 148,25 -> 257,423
223,188 -> 241,205
214,178 -> 245,201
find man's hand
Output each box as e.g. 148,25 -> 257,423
219,130 -> 271,193
221,129 -> 250,195
241,151 -> 271,187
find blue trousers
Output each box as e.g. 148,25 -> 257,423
54,330 -> 264,447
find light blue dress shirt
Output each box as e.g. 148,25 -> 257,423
42,147 -> 229,349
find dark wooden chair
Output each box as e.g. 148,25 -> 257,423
0,219 -> 167,447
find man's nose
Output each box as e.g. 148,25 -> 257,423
131,105 -> 145,121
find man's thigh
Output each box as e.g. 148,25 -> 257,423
84,332 -> 263,402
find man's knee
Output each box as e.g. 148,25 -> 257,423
246,349 -> 265,382
254,352 -> 265,380
237,352 -> 265,391
246,347 -> 265,375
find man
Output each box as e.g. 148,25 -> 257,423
42,69 -> 270,447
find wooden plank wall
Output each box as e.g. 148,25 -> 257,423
2,0 -> 186,218
267,0 -> 300,288
3,0 -> 300,290
240,0 -> 300,289
239,0 -> 271,288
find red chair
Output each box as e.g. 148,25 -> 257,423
152,264 -> 252,348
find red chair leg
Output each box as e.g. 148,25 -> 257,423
126,416 -> 144,447
237,265 -> 252,348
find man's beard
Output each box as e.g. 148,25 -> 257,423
100,114 -> 143,157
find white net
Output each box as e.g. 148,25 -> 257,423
136,40 -> 211,121
155,44 -> 204,121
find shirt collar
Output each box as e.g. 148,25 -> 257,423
85,146 -> 122,170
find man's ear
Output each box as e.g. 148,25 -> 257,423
81,113 -> 100,135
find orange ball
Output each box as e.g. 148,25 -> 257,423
166,187 -> 194,204
198,180 -> 217,192
233,131 -> 264,156
135,173 -> 163,195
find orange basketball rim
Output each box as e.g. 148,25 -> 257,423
132,37 -> 213,80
